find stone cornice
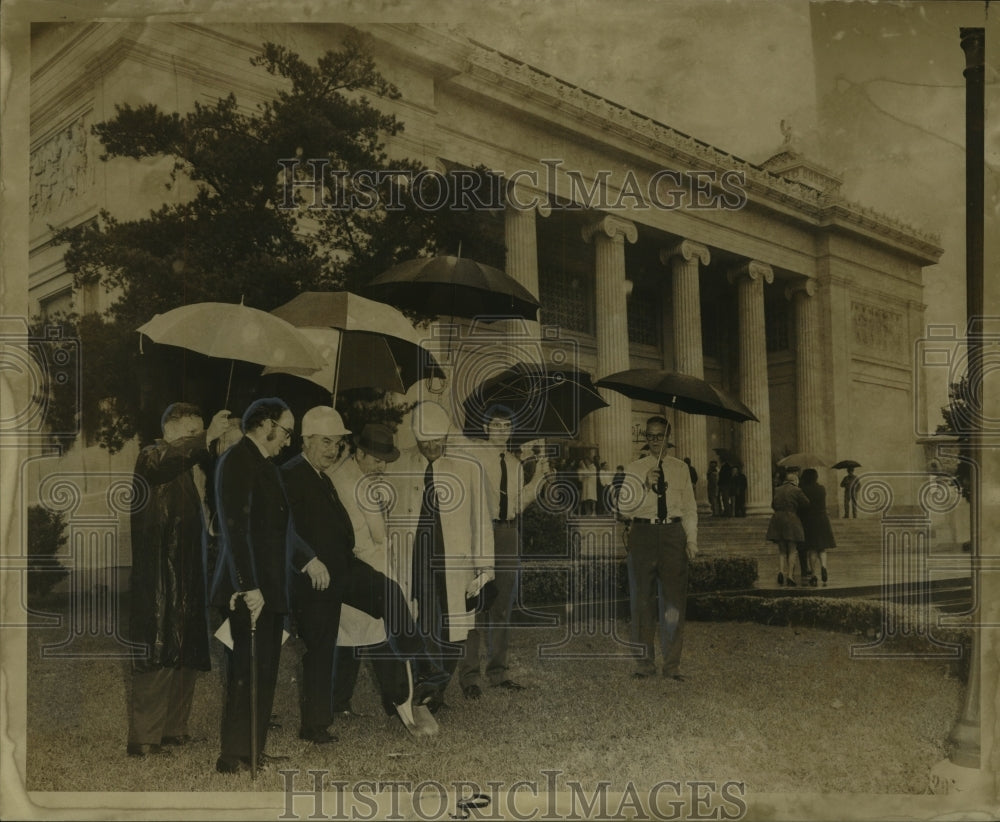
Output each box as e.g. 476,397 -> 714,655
405,27 -> 942,265
581,214 -> 638,245
661,240 -> 710,267
727,261 -> 774,286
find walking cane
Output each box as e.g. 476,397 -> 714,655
250,618 -> 258,781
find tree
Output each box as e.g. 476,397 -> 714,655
46,30 -> 502,450
936,374 -> 973,502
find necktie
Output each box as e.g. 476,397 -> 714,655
320,470 -> 336,498
656,459 -> 668,521
414,461 -> 439,602
499,452 -> 509,521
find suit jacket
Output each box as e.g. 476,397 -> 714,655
281,453 -> 357,605
385,447 -> 495,642
210,436 -> 298,614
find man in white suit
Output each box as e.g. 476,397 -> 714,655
385,401 -> 495,712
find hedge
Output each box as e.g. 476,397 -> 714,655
687,593 -> 973,682
519,555 -> 758,611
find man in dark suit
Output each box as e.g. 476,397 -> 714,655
127,402 -> 231,758
283,407 -> 447,743
210,397 -> 299,774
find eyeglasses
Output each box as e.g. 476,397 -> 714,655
272,420 -> 293,441
645,432 -> 666,441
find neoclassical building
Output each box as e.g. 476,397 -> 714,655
28,22 -> 941,518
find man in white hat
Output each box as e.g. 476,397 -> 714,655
281,406 -> 355,744
284,407 -> 449,741
384,401 -> 495,712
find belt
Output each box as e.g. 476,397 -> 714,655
493,518 -> 517,527
631,517 -> 682,525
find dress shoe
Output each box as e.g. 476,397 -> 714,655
492,680 -> 525,691
215,756 -> 249,774
462,684 -> 483,700
631,670 -> 653,680
333,709 -> 368,719
426,696 -> 448,715
127,743 -> 171,758
786,577 -> 797,587
412,679 -> 439,706
821,567 -> 828,584
298,726 -> 337,744
666,673 -> 686,682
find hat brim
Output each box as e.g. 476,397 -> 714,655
356,439 -> 400,462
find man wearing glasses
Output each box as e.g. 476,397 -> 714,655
619,416 -> 698,681
210,397 -> 297,774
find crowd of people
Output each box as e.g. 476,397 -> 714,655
132,398 -> 698,773
127,394 -> 854,771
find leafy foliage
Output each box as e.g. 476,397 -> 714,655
27,505 -> 70,600
935,375 -> 972,501
48,30 -> 503,451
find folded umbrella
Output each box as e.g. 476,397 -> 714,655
832,459 -> 862,470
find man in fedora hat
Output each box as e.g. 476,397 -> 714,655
384,401 -> 495,712
284,408 -> 447,742
329,423 -> 407,718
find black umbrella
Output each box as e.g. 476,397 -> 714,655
832,459 -> 862,470
461,363 -> 608,441
595,369 -> 759,423
362,255 -> 541,320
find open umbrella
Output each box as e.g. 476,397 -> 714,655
265,291 -> 443,395
832,459 -> 862,470
137,301 -> 325,405
778,452 -> 829,468
461,363 -> 608,441
362,255 -> 541,320
595,369 -> 759,423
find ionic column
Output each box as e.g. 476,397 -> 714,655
787,280 -> 824,457
504,184 -> 551,363
727,261 -> 774,513
583,215 -> 637,470
662,240 -> 711,509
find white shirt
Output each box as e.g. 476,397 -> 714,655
455,440 -> 544,521
619,453 -> 698,545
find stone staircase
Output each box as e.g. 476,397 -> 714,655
696,514 -> 884,559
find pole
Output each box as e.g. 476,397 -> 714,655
947,24 -> 985,772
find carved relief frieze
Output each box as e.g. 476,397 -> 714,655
851,299 -> 905,361
31,111 -> 94,218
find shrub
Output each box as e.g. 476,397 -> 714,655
520,501 -> 569,556
519,555 -> 758,608
27,505 -> 70,601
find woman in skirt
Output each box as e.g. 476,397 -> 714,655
798,468 -> 836,586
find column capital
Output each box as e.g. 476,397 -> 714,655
727,260 -> 774,286
505,181 -> 552,217
785,279 -> 817,300
660,239 -> 710,267
582,214 -> 638,245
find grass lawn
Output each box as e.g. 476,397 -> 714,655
25,607 -> 963,797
